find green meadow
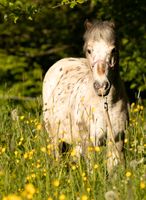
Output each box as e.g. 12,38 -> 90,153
0,1 -> 146,200
0,98 -> 145,200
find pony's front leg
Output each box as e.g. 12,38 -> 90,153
106,135 -> 125,175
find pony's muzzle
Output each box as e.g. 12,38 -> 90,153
93,80 -> 111,96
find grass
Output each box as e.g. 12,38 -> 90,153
0,98 -> 145,200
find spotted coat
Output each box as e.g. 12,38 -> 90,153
43,21 -> 129,172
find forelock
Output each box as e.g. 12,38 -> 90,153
84,21 -> 116,45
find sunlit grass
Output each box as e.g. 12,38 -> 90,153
0,99 -> 145,200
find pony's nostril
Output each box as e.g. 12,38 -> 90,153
93,81 -> 110,90
93,81 -> 100,90
103,81 -> 110,90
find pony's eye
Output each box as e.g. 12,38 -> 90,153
87,49 -> 91,54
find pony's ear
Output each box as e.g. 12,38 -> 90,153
84,19 -> 93,30
109,20 -> 115,28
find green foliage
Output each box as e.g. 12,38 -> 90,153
0,0 -> 146,99
0,48 -> 42,96
0,0 -> 38,22
61,0 -> 86,8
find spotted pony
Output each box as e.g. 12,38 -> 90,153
43,20 -> 129,173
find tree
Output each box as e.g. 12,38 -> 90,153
0,0 -> 145,100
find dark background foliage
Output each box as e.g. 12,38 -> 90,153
0,0 -> 146,102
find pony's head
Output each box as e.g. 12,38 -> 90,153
84,20 -> 119,96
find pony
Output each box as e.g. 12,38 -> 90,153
42,20 -> 129,173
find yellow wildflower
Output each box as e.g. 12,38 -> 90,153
71,165 -> 77,170
94,164 -> 99,169
41,147 -> 46,153
3,194 -> 22,200
43,169 -> 46,176
140,105 -> 144,111
22,183 -> 36,199
140,181 -> 145,189
14,151 -> 18,157
47,144 -> 53,155
81,173 -> 87,181
133,108 -> 138,113
0,147 -> 6,154
71,149 -> 76,156
87,188 -> 91,193
48,197 -> 53,200
52,179 -> 60,187
125,171 -> 132,177
87,146 -> 93,152
131,102 -> 135,108
23,150 -> 35,160
59,194 -> 66,200
47,144 -> 53,149
36,163 -> 41,168
81,194 -> 88,200
26,175 -> 31,181
16,159 -> 19,164
82,172 -> 86,177
25,183 -> 36,194
137,105 -> 144,111
36,123 -> 42,130
94,146 -> 100,152
31,173 -> 36,179
20,116 -> 25,120
18,137 -> 24,146
124,138 -> 128,143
